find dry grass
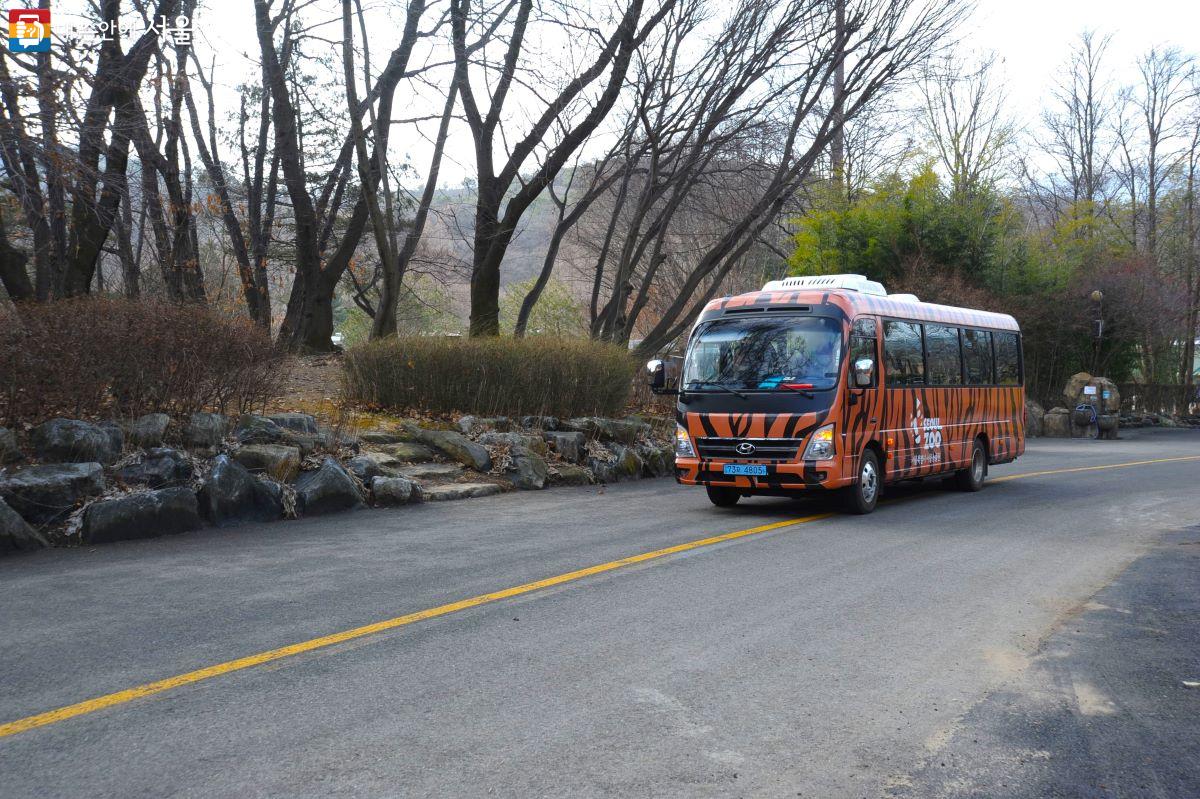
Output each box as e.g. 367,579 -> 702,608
342,336 -> 637,418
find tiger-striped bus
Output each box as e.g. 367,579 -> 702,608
646,274 -> 1025,513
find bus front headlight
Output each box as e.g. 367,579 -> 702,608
803,424 -> 835,460
675,424 -> 696,458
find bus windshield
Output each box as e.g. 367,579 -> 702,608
682,315 -> 843,392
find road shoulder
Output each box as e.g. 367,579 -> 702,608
889,525 -> 1200,798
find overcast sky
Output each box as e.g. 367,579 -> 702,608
48,0 -> 1200,187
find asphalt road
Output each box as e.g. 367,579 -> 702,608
1,428 -> 1198,798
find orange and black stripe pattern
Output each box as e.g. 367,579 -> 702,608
676,288 -> 1024,492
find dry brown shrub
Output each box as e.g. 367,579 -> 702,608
0,298 -> 284,425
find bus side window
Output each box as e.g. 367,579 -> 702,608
994,332 -> 1021,385
925,325 -> 962,386
852,317 -> 877,338
961,329 -> 994,385
884,321 -> 924,387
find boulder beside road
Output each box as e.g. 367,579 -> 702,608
1025,400 -> 1045,438
197,455 -> 283,527
0,427 -> 23,464
81,488 -> 203,545
295,457 -> 364,516
1043,407 -> 1071,438
0,462 -> 106,525
233,444 -> 301,482
118,448 -> 194,488
31,419 -> 122,465
0,497 -> 49,554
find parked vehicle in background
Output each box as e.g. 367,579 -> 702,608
647,274 -> 1025,513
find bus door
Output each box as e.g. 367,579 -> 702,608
841,316 -> 882,483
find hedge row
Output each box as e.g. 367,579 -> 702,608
342,336 -> 637,418
0,298 -> 284,425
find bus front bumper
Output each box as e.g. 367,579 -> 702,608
674,457 -> 846,491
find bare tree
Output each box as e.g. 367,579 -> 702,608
1037,31 -> 1114,213
254,0 -> 434,351
341,0 -> 457,339
921,50 -> 1013,198
0,0 -> 180,300
449,0 -> 677,336
574,0 -> 963,355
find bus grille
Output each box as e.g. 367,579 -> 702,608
695,437 -> 805,462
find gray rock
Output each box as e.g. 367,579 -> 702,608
0,427 -> 23,464
233,444 -> 301,482
32,418 -> 121,464
586,457 -> 617,484
81,487 -> 203,544
562,417 -> 650,445
346,455 -> 386,483
0,462 -> 106,525
378,442 -> 436,462
414,429 -> 492,471
127,413 -> 172,448
233,415 -> 290,445
502,446 -> 547,490
295,457 -> 365,516
547,464 -> 593,487
520,416 -> 559,431
1062,372 -> 1093,407
612,445 -> 644,480
542,431 -> 586,463
1089,377 -> 1121,413
0,497 -> 49,554
184,412 -> 228,454
359,430 -> 409,445
637,443 -> 673,477
397,462 -> 464,481
457,415 -> 510,435
197,455 -> 283,527
98,421 -> 125,457
423,482 -> 503,501
371,476 -> 422,506
483,431 -> 549,457
1024,400 -> 1045,438
267,412 -> 319,435
118,448 -> 194,488
354,451 -> 406,477
1043,407 -> 1071,438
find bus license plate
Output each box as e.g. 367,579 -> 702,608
723,464 -> 767,476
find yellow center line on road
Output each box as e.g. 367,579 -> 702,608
2,452 -> 1197,740
990,454 -> 1200,483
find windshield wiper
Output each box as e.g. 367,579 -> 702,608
687,380 -> 748,399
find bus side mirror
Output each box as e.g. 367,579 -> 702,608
646,359 -> 667,393
853,358 -> 874,388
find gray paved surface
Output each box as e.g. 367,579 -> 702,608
0,428 -> 1197,797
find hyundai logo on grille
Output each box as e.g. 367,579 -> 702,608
735,441 -> 756,455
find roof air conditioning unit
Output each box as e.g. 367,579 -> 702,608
761,274 -> 887,296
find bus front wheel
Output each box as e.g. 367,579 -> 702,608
706,486 -> 740,507
842,449 -> 880,514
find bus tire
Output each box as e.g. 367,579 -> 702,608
955,439 -> 987,492
842,449 -> 880,514
706,486 -> 740,507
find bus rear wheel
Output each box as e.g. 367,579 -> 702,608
842,449 -> 880,514
955,439 -> 987,492
706,486 -> 740,507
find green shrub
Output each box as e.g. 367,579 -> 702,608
0,297 -> 284,425
342,336 -> 637,418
